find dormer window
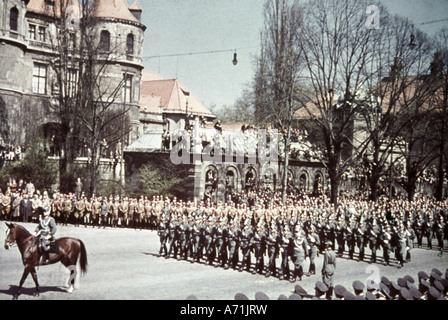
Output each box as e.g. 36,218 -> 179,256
99,30 -> 110,51
10,7 -> 19,31
126,34 -> 134,55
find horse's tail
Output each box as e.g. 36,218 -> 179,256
78,240 -> 88,275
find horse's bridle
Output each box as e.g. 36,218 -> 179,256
4,226 -> 33,249
4,227 -> 16,249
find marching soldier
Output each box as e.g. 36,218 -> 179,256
157,215 -> 169,257
177,215 -> 188,260
355,220 -> 366,261
291,227 -> 309,283
322,241 -> 337,300
278,227 -> 292,281
434,217 -> 445,251
225,219 -> 240,270
265,224 -> 279,277
238,222 -> 253,273
204,217 -> 216,265
367,222 -> 379,263
413,216 -> 424,248
307,225 -> 320,276
405,221 -> 415,262
191,216 -> 204,263
167,214 -> 179,259
423,215 -> 434,250
252,224 -> 266,275
334,217 -> 345,257
214,218 -> 227,267
380,225 -> 393,266
396,223 -> 409,268
345,220 -> 355,259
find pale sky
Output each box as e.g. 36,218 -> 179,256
137,0 -> 448,111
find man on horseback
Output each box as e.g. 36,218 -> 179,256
33,206 -> 57,265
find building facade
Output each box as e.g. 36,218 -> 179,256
0,0 -> 146,150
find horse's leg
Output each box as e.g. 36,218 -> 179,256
30,267 -> 40,297
14,267 -> 31,300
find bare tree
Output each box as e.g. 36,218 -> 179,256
359,10 -> 435,201
254,0 -> 304,203
295,0 -> 378,205
46,0 -> 136,195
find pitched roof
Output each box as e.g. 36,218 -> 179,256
27,0 -> 82,18
294,92 -> 341,119
89,0 -> 140,23
128,1 -> 142,11
140,72 -> 215,118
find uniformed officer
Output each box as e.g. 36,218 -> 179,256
367,222 -> 379,263
266,224 -> 280,276
307,225 -> 320,276
380,224 -> 393,266
291,227 -> 309,283
355,220 -> 366,261
34,206 -> 57,265
396,223 -> 409,268
157,215 -> 169,257
225,219 -> 240,269
278,227 -> 292,281
321,241 -> 336,299
252,224 -> 266,275
413,216 -> 424,248
434,217 -> 445,251
167,215 -> 179,259
334,217 -> 345,257
405,221 -> 415,262
238,222 -> 253,273
345,220 -> 355,259
423,215 -> 434,250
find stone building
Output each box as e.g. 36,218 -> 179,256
0,0 -> 146,149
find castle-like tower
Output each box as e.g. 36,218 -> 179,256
0,0 -> 146,148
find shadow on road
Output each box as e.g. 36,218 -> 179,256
0,285 -> 67,299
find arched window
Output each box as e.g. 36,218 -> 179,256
99,30 -> 110,51
10,7 -> 19,31
126,34 -> 134,55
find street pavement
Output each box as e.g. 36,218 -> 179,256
0,222 -> 447,300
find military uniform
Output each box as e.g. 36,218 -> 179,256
423,216 -> 434,249
278,228 -> 292,280
238,224 -> 253,273
413,217 -> 424,247
345,221 -> 355,259
157,216 -> 169,256
83,198 -> 92,227
291,228 -> 309,282
225,220 -> 240,269
434,217 -> 445,251
265,226 -> 279,277
380,226 -> 393,265
321,243 -> 337,299
367,223 -> 379,263
34,213 -> 57,264
334,219 -> 345,257
355,221 -> 366,261
252,225 -> 266,275
307,227 -> 320,275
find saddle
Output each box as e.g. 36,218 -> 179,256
37,238 -> 60,254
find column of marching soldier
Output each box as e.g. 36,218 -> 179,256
1,189 -> 446,281
156,197 -> 447,282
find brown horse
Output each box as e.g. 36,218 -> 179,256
4,223 -> 88,299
